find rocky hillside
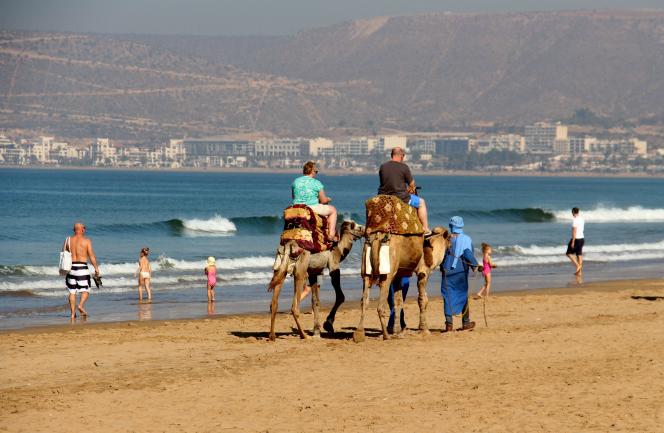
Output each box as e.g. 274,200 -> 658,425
2,10 -> 663,139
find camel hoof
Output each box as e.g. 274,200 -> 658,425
313,328 -> 321,338
300,333 -> 311,340
323,320 -> 335,334
352,329 -> 365,343
268,333 -> 276,341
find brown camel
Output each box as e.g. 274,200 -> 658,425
268,220 -> 365,341
353,226 -> 449,342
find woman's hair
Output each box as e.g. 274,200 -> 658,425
303,161 -> 317,175
481,243 -> 491,253
140,247 -> 150,256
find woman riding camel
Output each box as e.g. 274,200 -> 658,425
440,216 -> 479,332
291,161 -> 338,241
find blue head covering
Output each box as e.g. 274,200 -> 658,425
449,216 -> 470,269
449,216 -> 464,234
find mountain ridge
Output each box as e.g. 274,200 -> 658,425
1,9 -> 663,139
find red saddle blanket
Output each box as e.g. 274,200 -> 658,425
280,205 -> 331,253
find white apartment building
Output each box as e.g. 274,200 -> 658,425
308,138 -> 333,157
525,122 -> 568,154
162,139 -> 185,167
378,135 -> 408,154
473,134 -> 525,153
254,138 -> 304,157
90,138 -> 117,166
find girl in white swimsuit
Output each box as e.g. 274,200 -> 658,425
137,247 -> 152,302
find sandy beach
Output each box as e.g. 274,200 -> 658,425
1,279 -> 663,432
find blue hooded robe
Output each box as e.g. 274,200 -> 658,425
440,216 -> 478,318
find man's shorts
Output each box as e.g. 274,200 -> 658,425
309,203 -> 334,216
566,238 -> 585,256
408,194 -> 422,209
66,262 -> 91,294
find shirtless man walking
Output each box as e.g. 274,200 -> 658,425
63,222 -> 100,319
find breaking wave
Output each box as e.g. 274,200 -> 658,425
93,214 -> 282,236
452,206 -> 664,224
0,256 -> 275,277
454,208 -> 556,223
495,239 -> 664,267
552,206 -> 664,223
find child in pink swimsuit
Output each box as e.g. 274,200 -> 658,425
204,256 -> 217,302
475,243 -> 496,299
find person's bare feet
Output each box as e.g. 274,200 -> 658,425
575,266 -> 583,275
77,305 -> 88,317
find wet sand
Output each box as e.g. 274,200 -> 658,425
1,279 -> 663,432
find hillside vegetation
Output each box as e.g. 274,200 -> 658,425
1,10 -> 663,139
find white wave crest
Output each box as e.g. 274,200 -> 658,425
494,239 -> 664,267
181,214 -> 236,234
553,206 -> 664,223
20,255 -> 275,277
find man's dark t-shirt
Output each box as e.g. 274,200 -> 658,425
378,160 -> 413,203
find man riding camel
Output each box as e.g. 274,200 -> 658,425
378,147 -> 431,235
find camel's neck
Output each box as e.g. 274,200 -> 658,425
334,231 -> 356,263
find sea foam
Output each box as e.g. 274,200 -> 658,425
552,206 -> 664,223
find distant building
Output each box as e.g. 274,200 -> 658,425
435,137 -> 470,158
473,134 -> 525,153
254,138 -> 307,158
162,139 -> 185,167
183,138 -> 254,158
308,138 -> 333,157
90,138 -> 116,166
378,135 -> 407,155
409,138 -> 436,154
525,122 -> 568,154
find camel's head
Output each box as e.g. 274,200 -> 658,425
340,220 -> 366,240
426,227 -> 450,249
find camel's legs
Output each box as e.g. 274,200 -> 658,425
269,279 -> 284,341
291,271 -> 309,339
416,271 -> 431,334
324,269 -> 344,333
376,276 -> 393,340
310,274 -> 322,337
353,276 -> 372,343
391,277 -> 405,336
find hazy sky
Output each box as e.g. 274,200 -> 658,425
1,0 -> 663,35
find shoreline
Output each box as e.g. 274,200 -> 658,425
2,164 -> 663,179
3,277 -> 661,335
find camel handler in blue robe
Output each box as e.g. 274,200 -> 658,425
440,216 -> 480,332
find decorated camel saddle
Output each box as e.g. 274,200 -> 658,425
280,204 -> 332,253
365,194 -> 424,236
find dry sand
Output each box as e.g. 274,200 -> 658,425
1,279 -> 663,432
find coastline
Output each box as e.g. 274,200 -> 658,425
1,277 -> 662,432
1,277 -> 660,335
2,164 -> 663,179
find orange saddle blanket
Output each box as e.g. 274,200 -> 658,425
365,194 -> 424,236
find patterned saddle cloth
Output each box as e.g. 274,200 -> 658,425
365,194 -> 424,236
280,205 -> 331,253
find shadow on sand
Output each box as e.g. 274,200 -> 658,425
230,327 -> 386,341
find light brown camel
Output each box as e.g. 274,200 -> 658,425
268,220 -> 365,341
353,226 -> 449,342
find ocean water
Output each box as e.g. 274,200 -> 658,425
1,168 -> 663,330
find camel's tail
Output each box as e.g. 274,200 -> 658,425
268,241 -> 298,291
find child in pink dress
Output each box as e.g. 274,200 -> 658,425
475,243 -> 497,299
204,256 -> 217,302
